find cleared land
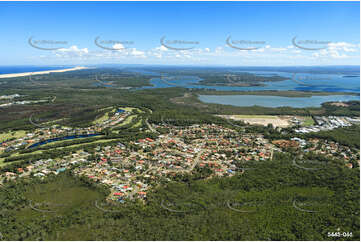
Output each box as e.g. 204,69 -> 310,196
218,115 -> 292,127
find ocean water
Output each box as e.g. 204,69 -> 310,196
0,66 -> 73,74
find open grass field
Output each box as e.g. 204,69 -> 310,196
92,112 -> 111,125
301,116 -> 315,126
132,119 -> 143,128
117,115 -> 136,127
0,130 -> 27,142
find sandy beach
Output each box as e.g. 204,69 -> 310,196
0,66 -> 90,79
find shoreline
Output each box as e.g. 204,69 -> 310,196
197,94 -> 360,108
195,90 -> 360,97
0,66 -> 90,79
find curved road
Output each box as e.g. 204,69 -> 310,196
29,113 -> 46,128
292,199 -> 318,213
226,200 -> 256,213
29,200 -> 56,213
292,157 -> 321,171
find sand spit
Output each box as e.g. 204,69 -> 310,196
0,66 -> 90,79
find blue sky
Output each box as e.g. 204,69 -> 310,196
0,1 -> 359,66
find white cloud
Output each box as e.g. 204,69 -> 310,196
252,48 -> 265,52
155,45 -> 168,51
215,46 -> 224,53
58,45 -> 88,54
269,47 -> 287,52
38,41 -> 359,65
113,43 -> 125,50
328,42 -> 358,52
153,52 -> 162,59
130,48 -> 146,57
308,42 -> 360,60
